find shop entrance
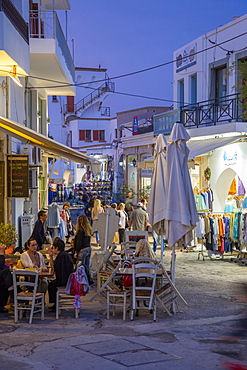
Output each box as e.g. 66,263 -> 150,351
215,167 -> 236,211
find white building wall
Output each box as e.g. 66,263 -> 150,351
173,14 -> 247,109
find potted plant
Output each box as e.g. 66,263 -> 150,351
0,223 -> 18,253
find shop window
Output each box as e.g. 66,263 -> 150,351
86,130 -> 91,141
93,130 -> 99,141
99,130 -> 105,141
79,130 -> 85,141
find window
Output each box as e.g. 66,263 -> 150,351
178,79 -> 184,107
93,130 -> 99,141
115,129 -> 118,139
190,74 -> 197,105
79,130 -> 85,141
86,130 -> 91,141
215,66 -> 227,101
99,130 -> 105,141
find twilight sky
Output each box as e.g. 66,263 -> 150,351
58,0 -> 247,116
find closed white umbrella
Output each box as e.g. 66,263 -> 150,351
165,122 -> 199,282
147,134 -> 168,263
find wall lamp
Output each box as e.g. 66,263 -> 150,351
8,66 -> 23,87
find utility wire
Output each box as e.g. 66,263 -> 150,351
2,30 -> 247,91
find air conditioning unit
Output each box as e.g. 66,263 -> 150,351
29,168 -> 38,189
21,145 -> 41,166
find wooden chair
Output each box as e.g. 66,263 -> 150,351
155,263 -> 187,316
106,287 -> 131,321
13,270 -> 44,324
56,287 -> 81,319
130,257 -> 158,321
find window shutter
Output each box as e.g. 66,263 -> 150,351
67,96 -> 74,113
93,130 -> 99,141
79,130 -> 85,141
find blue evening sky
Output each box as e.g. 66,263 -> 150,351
60,0 -> 247,116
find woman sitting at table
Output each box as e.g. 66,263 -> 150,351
135,239 -> 155,259
20,238 -> 48,294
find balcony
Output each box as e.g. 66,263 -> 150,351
29,10 -> 75,96
0,0 -> 29,77
180,94 -> 244,128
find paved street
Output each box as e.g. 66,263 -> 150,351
1,249 -> 247,369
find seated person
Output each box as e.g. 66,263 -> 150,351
20,238 -> 48,294
135,239 -> 155,259
48,237 -> 74,311
0,244 -> 14,313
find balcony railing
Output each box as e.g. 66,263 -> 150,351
75,76 -> 115,114
29,10 -> 74,80
180,93 -> 244,128
0,0 -> 29,43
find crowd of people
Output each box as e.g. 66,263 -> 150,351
0,192 -> 154,314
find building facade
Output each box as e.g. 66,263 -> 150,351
155,14 -> 247,212
0,0 -> 88,245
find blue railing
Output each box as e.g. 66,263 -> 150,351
29,10 -> 74,80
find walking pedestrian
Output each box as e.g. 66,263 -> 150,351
129,202 -> 148,231
74,215 -> 93,284
92,199 -> 104,244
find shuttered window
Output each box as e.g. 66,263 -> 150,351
67,96 -> 74,113
93,130 -> 99,141
79,130 -> 85,140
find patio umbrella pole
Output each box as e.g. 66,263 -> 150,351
171,245 -> 176,284
171,245 -> 176,313
161,236 -> 165,265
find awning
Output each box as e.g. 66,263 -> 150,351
0,116 -> 90,164
187,136 -> 246,159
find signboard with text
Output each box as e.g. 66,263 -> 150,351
7,155 -> 29,198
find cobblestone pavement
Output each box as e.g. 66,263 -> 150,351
1,248 -> 247,369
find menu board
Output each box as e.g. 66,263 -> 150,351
7,155 -> 29,198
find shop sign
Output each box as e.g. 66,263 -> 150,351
7,155 -> 29,198
223,149 -> 238,166
133,116 -> 138,135
176,43 -> 197,72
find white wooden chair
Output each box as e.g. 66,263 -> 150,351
56,287 -> 81,319
130,257 -> 158,321
13,270 -> 44,324
106,287 -> 131,321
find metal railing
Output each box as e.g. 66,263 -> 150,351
29,10 -> 74,80
74,75 -> 115,114
0,0 -> 29,43
180,93 -> 245,128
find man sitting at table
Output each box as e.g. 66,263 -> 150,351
0,244 -> 14,313
47,237 -> 74,311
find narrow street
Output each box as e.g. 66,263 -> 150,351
1,249 -> 247,369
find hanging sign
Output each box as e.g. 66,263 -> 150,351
7,155 -> 29,198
